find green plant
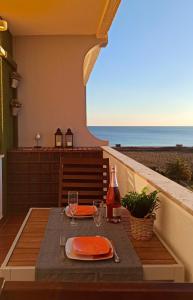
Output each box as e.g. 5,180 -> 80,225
121,187 -> 159,218
10,99 -> 22,108
151,166 -> 165,176
165,157 -> 192,183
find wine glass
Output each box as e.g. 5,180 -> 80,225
35,133 -> 41,148
68,191 -> 78,226
93,200 -> 103,227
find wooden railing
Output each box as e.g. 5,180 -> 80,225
1,280 -> 193,300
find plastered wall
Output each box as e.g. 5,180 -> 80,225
103,146 -> 193,281
13,35 -> 108,147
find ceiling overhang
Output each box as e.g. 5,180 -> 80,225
0,0 -> 121,83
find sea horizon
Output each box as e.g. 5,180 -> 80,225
88,125 -> 193,127
88,126 -> 193,147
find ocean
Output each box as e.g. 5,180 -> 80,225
88,126 -> 193,147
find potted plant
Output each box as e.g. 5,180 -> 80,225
122,187 -> 159,240
11,72 -> 21,88
10,99 -> 22,116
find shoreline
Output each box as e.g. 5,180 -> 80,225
114,145 -> 193,152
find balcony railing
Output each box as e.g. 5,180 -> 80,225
102,146 -> 193,282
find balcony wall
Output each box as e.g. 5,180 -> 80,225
102,146 -> 193,282
13,35 -> 108,147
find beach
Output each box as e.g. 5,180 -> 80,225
116,146 -> 193,190
117,147 -> 193,170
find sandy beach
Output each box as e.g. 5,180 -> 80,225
117,147 -> 193,173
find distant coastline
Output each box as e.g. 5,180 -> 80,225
114,145 -> 193,152
88,126 -> 193,147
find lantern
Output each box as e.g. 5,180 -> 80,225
55,128 -> 63,148
65,128 -> 73,148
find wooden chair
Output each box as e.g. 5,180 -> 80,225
58,157 -> 109,206
1,281 -> 193,300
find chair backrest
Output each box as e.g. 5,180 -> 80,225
58,157 -> 109,206
1,281 -> 193,300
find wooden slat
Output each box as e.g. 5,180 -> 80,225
9,253 -> 38,262
7,209 -> 50,266
61,157 -> 108,165
62,174 -> 104,180
135,247 -> 175,260
62,182 -> 105,188
8,260 -> 37,266
131,239 -> 163,248
62,167 -> 106,174
62,190 -> 104,196
63,199 -> 105,203
0,212 -> 26,265
142,259 -> 176,264
61,199 -> 105,205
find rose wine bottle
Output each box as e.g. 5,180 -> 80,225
106,166 -> 121,223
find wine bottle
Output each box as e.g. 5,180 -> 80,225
106,166 -> 121,223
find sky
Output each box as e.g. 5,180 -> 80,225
87,0 -> 193,126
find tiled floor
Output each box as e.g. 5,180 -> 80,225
0,212 -> 26,265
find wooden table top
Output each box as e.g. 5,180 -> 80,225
7,208 -> 176,267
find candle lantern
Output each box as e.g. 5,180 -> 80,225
55,128 -> 63,148
65,128 -> 73,148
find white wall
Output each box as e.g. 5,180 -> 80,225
102,146 -> 193,282
13,35 -> 108,147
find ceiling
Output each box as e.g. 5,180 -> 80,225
0,0 -> 120,36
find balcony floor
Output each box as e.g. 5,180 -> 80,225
0,212 -> 26,265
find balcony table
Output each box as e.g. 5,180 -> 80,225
0,208 -> 184,282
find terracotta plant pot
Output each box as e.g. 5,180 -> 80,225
11,72 -> 21,88
11,78 -> 20,88
130,214 -> 155,241
12,106 -> 21,116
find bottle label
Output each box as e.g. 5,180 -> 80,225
113,207 -> 121,218
106,165 -> 121,223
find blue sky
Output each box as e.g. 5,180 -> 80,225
87,0 -> 193,126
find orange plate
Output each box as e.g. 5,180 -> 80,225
72,236 -> 110,256
75,206 -> 96,216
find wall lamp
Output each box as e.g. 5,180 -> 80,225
0,16 -> 8,31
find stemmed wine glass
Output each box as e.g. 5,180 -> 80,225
93,200 -> 104,227
35,133 -> 41,148
68,191 -> 78,226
